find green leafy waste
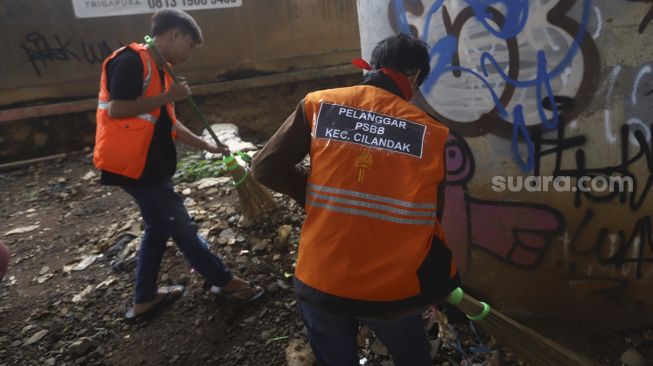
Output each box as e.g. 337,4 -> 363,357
174,153 -> 226,183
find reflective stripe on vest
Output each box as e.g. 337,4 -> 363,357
307,183 -> 436,226
97,100 -> 157,125
142,58 -> 152,91
308,183 -> 436,209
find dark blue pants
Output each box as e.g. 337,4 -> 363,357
298,300 -> 432,366
122,181 -> 233,303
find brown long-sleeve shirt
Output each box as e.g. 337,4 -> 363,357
251,101 -> 311,207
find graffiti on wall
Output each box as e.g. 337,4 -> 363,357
388,0 -> 600,172
443,108 -> 652,299
566,209 -> 652,300
534,116 -> 652,212
626,0 -> 653,33
532,107 -> 652,299
382,0 -> 653,308
442,131 -> 565,275
20,32 -> 122,77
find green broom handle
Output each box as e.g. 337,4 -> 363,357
143,35 -> 225,150
447,287 -> 491,321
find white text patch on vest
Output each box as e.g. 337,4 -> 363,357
339,107 -> 407,129
315,102 -> 425,158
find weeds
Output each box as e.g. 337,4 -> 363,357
174,153 -> 225,183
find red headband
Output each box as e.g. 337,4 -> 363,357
352,58 -> 413,101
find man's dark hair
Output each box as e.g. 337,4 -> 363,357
151,9 -> 203,45
370,33 -> 430,85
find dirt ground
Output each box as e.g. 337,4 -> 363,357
0,149 -> 508,366
1,77 -> 652,366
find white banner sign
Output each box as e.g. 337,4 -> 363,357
72,0 -> 241,19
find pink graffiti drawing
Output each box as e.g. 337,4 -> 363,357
442,132 -> 564,275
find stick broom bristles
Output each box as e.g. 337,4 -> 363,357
144,35 -> 277,219
447,288 -> 597,366
223,155 -> 277,219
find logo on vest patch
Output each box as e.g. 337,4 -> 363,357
354,149 -> 373,183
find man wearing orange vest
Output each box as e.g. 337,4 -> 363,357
94,9 -> 263,322
253,34 -> 460,365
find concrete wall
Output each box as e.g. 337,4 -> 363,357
358,0 -> 653,330
0,0 -> 360,163
0,70 -> 362,164
0,0 -> 359,106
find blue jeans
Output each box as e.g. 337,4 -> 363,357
298,300 -> 432,366
122,181 -> 233,303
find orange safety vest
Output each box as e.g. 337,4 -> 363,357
93,43 -> 177,179
296,85 -> 457,308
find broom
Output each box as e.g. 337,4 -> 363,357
143,35 -> 277,219
446,287 -> 598,366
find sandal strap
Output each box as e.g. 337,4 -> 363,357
159,285 -> 184,294
222,282 -> 258,295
